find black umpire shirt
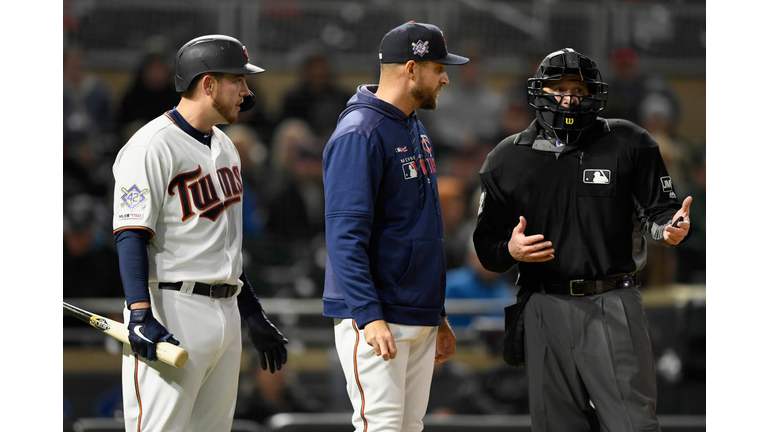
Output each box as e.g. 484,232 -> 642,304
473,118 -> 681,287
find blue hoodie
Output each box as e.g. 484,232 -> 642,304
322,84 -> 446,328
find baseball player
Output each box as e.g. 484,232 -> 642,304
473,48 -> 693,431
112,35 -> 288,431
322,22 -> 468,431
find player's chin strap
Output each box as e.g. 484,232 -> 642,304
240,91 -> 256,113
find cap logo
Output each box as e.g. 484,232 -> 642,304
243,46 -> 249,60
412,40 -> 429,57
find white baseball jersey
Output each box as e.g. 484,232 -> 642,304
112,112 -> 244,288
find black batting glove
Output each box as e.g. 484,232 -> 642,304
245,311 -> 288,373
127,307 -> 179,362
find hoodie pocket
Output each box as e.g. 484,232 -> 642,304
393,238 -> 446,309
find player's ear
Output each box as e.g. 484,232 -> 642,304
405,61 -> 417,79
201,74 -> 216,96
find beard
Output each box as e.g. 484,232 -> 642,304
212,94 -> 239,124
410,80 -> 441,111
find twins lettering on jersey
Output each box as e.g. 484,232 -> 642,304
168,164 -> 243,221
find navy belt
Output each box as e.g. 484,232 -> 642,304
159,282 -> 238,299
539,274 -> 639,296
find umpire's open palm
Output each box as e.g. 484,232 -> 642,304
664,196 -> 693,245
508,216 -> 555,262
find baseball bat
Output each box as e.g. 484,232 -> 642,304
63,301 -> 189,368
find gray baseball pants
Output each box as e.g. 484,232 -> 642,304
523,286 -> 661,432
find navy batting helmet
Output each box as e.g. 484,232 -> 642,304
175,35 -> 264,112
527,48 -> 609,144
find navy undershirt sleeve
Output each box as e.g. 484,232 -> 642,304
114,229 -> 152,306
238,270 -> 264,319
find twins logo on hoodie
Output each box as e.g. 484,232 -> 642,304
400,135 -> 437,180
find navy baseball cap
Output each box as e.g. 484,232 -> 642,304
379,21 -> 469,65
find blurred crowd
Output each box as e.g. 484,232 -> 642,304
63,37 -> 706,423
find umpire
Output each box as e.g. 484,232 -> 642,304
473,48 -> 692,431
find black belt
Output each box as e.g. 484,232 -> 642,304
539,274 -> 639,296
159,282 -> 238,299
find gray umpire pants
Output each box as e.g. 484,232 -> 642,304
523,286 -> 660,432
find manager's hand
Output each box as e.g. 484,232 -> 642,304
364,319 -> 397,361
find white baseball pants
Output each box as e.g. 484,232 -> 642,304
121,282 -> 242,432
334,318 -> 438,432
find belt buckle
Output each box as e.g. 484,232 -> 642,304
569,280 -> 587,296
209,284 -> 223,299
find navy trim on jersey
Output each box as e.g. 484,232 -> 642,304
165,109 -> 213,147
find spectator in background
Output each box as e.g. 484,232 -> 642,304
445,239 -> 517,329
222,124 -> 271,240
428,360 -> 500,416
601,46 -> 681,127
64,45 -> 115,136
117,36 -> 179,132
639,92 -> 690,182
278,51 -> 351,140
674,147 -> 706,284
64,45 -> 118,199
636,92 -> 696,288
265,119 -> 325,244
63,194 -> 122,298
419,40 -> 504,157
235,359 -> 322,425
495,89 -> 534,145
438,175 -> 473,270
238,80 -> 276,150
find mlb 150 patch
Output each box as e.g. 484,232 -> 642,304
583,169 -> 611,184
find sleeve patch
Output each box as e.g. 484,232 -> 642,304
119,184 -> 150,210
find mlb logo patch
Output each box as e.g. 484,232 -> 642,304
396,146 -> 408,153
402,162 -> 418,180
583,169 -> 611,184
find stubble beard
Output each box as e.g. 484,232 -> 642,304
411,81 -> 440,111
212,95 -> 239,124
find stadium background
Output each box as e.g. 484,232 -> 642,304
62,0 -> 706,431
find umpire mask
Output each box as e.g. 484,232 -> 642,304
527,48 -> 608,145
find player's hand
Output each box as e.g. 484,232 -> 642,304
363,319 -> 397,361
434,317 -> 456,365
127,307 -> 179,362
664,196 -> 692,245
508,216 -> 555,262
246,311 -> 289,373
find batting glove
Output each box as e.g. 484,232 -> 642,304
245,311 -> 288,373
128,307 -> 179,362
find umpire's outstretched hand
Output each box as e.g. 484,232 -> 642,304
508,216 -> 555,262
664,196 -> 693,245
128,307 -> 180,362
246,311 -> 288,373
